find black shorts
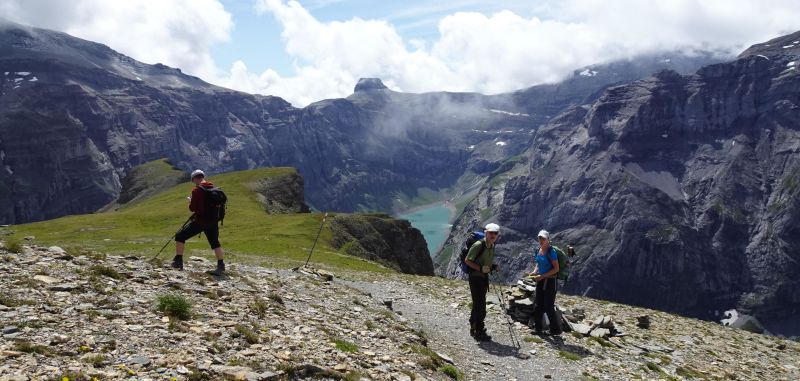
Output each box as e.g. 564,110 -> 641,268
174,222 -> 221,249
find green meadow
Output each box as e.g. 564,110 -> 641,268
4,163 -> 391,273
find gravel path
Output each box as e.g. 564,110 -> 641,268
344,278 -> 583,381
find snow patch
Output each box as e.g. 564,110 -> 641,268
29,77 -> 38,82
662,58 -> 671,63
756,55 -> 770,60
488,109 -> 530,117
3,72 -> 7,75
13,78 -> 22,82
15,72 -> 30,76
783,45 -> 795,49
468,145 -> 475,150
136,77 -> 142,81
787,61 -> 796,68
495,141 -> 507,146
795,41 -> 800,44
579,69 -> 598,77
4,165 -> 12,176
13,86 -> 19,89
661,133 -> 669,138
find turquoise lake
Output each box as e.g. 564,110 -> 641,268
398,205 -> 453,256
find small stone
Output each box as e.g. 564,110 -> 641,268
436,352 -> 454,364
383,300 -> 394,310
2,326 -> 19,335
2,350 -> 25,358
23,236 -> 34,241
544,375 -> 552,379
48,283 -> 79,291
0,374 -> 29,381
47,246 -> 66,254
513,298 -> 534,306
590,328 -> 611,338
129,355 -> 151,367
570,323 -> 592,335
33,275 -> 59,284
176,365 -> 189,374
50,334 -> 70,344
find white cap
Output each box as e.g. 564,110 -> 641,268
485,223 -> 500,233
190,169 -> 205,179
537,230 -> 550,240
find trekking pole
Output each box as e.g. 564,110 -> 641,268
304,212 -> 328,267
150,215 -> 194,261
490,274 -> 525,353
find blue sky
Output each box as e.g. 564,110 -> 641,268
3,0 -> 800,106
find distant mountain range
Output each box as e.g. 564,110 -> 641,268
437,30 -> 800,335
0,20 -> 721,224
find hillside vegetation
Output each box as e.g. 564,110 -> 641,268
4,165 -> 390,273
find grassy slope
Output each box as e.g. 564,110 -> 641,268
8,166 -> 390,273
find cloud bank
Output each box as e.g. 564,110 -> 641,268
0,0 -> 232,81
2,0 -> 800,106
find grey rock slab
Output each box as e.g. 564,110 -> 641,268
570,323 -> 593,335
129,355 -> 152,367
589,328 -> 611,338
33,275 -> 59,284
2,326 -> 19,335
48,283 -> 79,291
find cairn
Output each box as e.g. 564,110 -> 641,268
504,277 -> 624,339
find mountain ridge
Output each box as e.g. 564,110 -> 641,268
436,29 -> 800,335
0,21 -> 722,224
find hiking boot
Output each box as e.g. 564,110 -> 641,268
474,330 -> 492,342
170,256 -> 183,270
206,265 -> 225,277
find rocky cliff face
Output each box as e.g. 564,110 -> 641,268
0,22 -> 720,224
473,31 -> 800,330
330,214 -> 434,275
248,171 -> 310,214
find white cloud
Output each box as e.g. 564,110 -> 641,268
3,0 -> 800,107
228,0 -> 800,106
0,0 -> 232,80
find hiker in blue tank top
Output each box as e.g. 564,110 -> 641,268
528,229 -> 562,335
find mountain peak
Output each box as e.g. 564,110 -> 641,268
738,29 -> 800,60
354,78 -> 388,92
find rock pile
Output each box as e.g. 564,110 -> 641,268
506,279 -> 623,339
0,243 -> 452,380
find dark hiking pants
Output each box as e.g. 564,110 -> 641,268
533,277 -> 561,333
468,273 -> 489,332
175,222 -> 221,249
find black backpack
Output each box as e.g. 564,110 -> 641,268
458,231 -> 486,273
202,186 -> 228,225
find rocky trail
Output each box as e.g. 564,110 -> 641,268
1,242 -> 799,380
345,278 -> 580,381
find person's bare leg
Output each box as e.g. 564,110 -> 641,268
171,242 -> 185,270
213,247 -> 223,260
